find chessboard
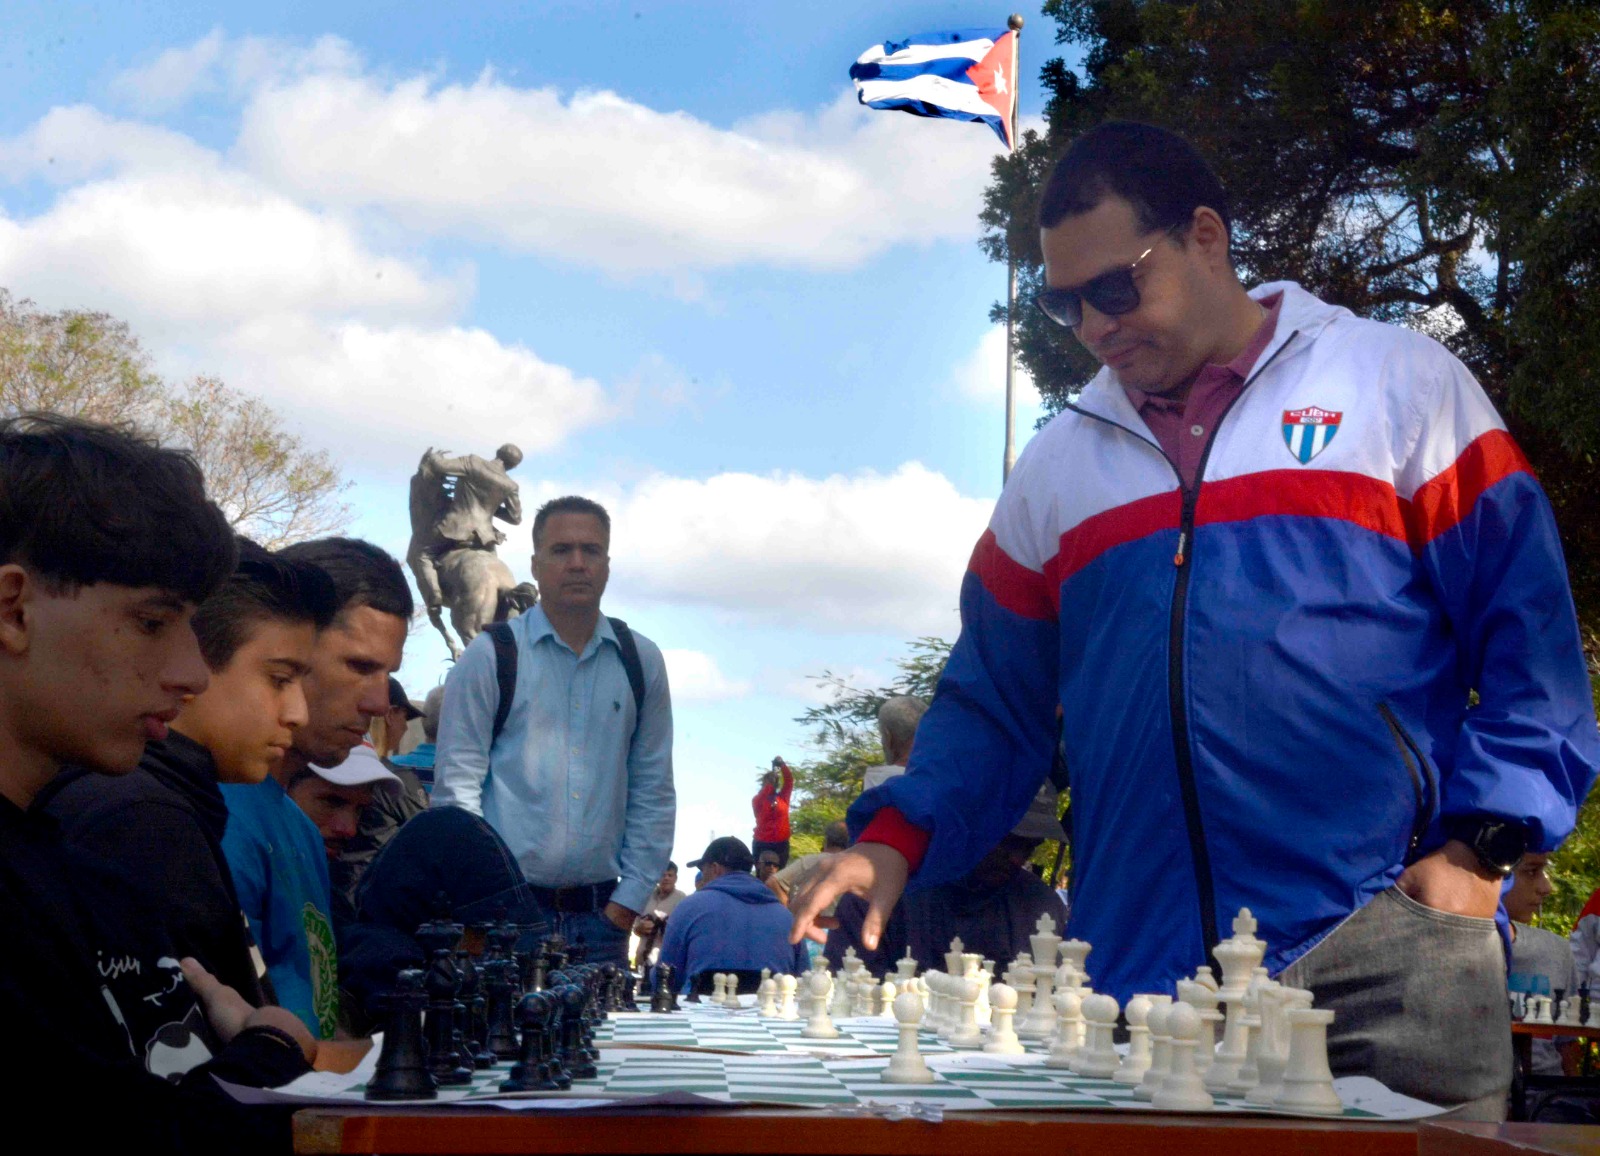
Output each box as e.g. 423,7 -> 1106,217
237,1007 -> 1443,1121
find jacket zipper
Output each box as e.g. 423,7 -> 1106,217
1377,703 -> 1438,862
1066,330 -> 1299,961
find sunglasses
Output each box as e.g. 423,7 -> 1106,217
1033,225 -> 1182,329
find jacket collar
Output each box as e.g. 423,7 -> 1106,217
1071,280 -> 1345,427
139,731 -> 228,844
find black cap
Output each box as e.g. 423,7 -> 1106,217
388,677 -> 423,720
687,836 -> 755,872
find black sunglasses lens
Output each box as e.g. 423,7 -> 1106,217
1082,269 -> 1140,318
1035,290 -> 1082,328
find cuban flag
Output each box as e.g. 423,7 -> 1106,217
850,28 -> 1018,149
1282,406 -> 1343,464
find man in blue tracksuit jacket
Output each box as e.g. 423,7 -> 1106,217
792,124 -> 1599,1118
658,837 -> 807,992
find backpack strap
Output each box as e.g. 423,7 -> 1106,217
607,616 -> 647,722
485,621 -> 518,746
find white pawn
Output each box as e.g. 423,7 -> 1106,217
802,970 -> 839,1038
982,983 -> 1025,1054
948,978 -> 984,1048
776,973 -> 799,1020
1113,994 -> 1154,1084
1152,1003 -> 1215,1112
1074,993 -> 1122,1078
1175,978 -> 1221,1074
879,978 -> 898,1018
1588,998 -> 1600,1030
1135,999 -> 1174,1100
709,972 -> 728,1006
1205,994 -> 1252,1092
723,973 -> 743,1008
829,968 -> 853,1018
757,975 -> 779,1017
1274,1007 -> 1343,1115
881,992 -> 937,1084
1045,988 -> 1082,1069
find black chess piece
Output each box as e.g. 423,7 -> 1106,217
650,964 -> 676,1013
459,954 -> 495,1069
485,958 -> 520,1060
527,949 -> 550,994
558,984 -> 598,1079
366,970 -> 438,1101
501,992 -> 563,1092
423,947 -> 474,1086
541,991 -> 573,1090
545,933 -> 568,972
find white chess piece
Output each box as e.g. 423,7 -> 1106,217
1018,963 -> 1059,1040
777,973 -> 799,1020
882,991 -> 937,1084
879,978 -> 898,1018
1135,999 -> 1174,1100
1113,994 -> 1154,1084
709,973 -> 727,1006
829,967 -> 853,1018
1205,992 -> 1252,1092
982,983 -> 1026,1054
802,970 -> 840,1038
757,975 -> 779,1017
1029,913 -> 1062,985
1176,979 -> 1221,1074
948,978 -> 984,1048
1227,978 -> 1268,1094
1587,997 -> 1600,1030
1274,1007 -> 1343,1115
1192,965 -> 1219,993
724,973 -> 744,1008
1249,986 -> 1309,1106
895,947 -> 919,982
1059,938 -> 1092,987
1152,1002 -> 1215,1112
1046,988 -> 1084,1068
1214,908 -> 1267,1003
1074,993 -> 1122,1078
944,937 -> 966,977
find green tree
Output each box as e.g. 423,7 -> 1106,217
1,291 -> 350,547
983,0 -> 1600,630
785,638 -> 952,855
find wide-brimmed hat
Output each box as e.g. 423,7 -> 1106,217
1010,783 -> 1068,842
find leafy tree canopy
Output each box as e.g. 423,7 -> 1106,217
1,290 -> 350,547
983,0 -> 1600,630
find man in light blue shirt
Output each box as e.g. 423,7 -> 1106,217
433,496 -> 674,967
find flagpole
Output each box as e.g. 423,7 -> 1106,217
1002,13 -> 1023,485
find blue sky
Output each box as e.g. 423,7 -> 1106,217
0,2 -> 1066,867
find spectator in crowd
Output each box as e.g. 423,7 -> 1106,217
860,696 -> 927,792
631,862 -> 686,970
824,786 -> 1067,976
1505,852 -> 1576,1077
222,537 -> 411,1038
331,680 -> 433,921
756,849 -> 782,884
434,496 -> 674,968
374,675 -> 421,758
752,756 -> 794,867
387,685 -> 445,793
44,539 -> 336,1006
0,414 -> 316,1150
770,821 -> 851,908
658,837 -> 808,993
288,746 -> 402,865
1570,885 -> 1600,993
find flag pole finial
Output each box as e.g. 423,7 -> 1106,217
1008,14 -> 1024,31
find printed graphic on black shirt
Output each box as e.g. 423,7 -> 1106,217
97,948 -> 219,1081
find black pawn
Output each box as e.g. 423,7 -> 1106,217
650,964 -> 678,1013
424,950 -> 473,1086
501,993 -> 561,1092
366,970 -> 437,1101
559,985 -> 598,1079
485,959 -> 520,1060
459,955 -> 495,1069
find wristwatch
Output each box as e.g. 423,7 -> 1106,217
1444,816 -> 1530,877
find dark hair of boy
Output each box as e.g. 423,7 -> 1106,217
193,539 -> 340,669
277,536 -> 414,621
1038,120 -> 1233,242
0,417 -> 315,1150
0,412 -> 236,602
532,494 -> 610,548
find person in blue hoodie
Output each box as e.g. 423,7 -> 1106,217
658,836 -> 807,992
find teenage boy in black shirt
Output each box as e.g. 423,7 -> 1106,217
0,415 -> 317,1149
43,539 -> 338,1004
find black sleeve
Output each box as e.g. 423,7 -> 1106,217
0,978 -> 305,1154
822,894 -> 901,975
72,799 -> 262,1001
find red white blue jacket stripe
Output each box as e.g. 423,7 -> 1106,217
851,282 -> 1599,1004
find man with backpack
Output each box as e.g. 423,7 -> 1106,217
433,496 -> 675,967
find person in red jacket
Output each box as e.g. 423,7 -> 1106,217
752,757 -> 794,867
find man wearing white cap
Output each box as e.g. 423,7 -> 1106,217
289,745 -> 403,864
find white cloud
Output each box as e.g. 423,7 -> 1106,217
109,28 -> 229,112
0,170 -> 459,332
0,106 -> 218,185
954,325 -> 1040,406
662,650 -> 752,703
605,463 -> 989,635
110,30 -> 361,113
232,62 -> 1003,275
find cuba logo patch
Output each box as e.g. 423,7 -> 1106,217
1282,406 -> 1342,463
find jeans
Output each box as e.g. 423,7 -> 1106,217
521,900 -> 631,969
1279,886 -> 1511,1121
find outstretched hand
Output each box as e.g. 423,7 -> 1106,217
181,957 -> 318,1064
788,843 -> 909,950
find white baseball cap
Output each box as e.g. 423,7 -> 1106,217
309,743 -> 402,790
